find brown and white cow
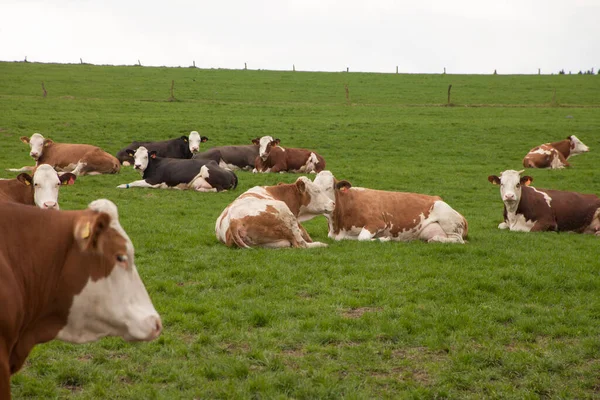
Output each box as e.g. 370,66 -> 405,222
253,137 -> 326,174
0,164 -> 76,209
0,199 -> 161,399
9,133 -> 120,175
312,171 -> 468,243
488,169 -> 600,233
522,135 -> 589,169
215,176 -> 335,248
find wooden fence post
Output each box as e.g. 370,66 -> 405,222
344,84 -> 350,105
396,66 -> 398,74
168,80 -> 176,102
41,81 -> 47,98
447,84 -> 452,105
244,62 -> 247,70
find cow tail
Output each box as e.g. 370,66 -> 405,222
461,216 -> 469,239
232,172 -> 238,189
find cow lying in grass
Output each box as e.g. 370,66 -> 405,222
9,133 -> 120,175
116,131 -> 208,166
193,136 -> 272,171
488,169 -> 600,234
522,135 -> 589,169
117,146 -> 237,192
0,164 -> 76,209
312,171 -> 468,243
215,175 -> 334,248
253,137 -> 326,174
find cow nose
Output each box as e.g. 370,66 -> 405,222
504,193 -> 515,201
30,152 -> 39,158
134,164 -> 141,169
191,147 -> 199,152
146,315 -> 162,340
43,201 -> 57,209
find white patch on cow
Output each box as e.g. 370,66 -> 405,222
219,160 -> 239,171
258,135 -> 275,159
28,133 -> 46,160
505,213 -> 536,232
498,222 -> 509,229
313,170 -> 336,202
133,146 -> 150,172
569,135 -> 589,157
188,165 -> 215,191
57,199 -> 161,343
530,187 -> 552,207
189,131 -> 201,153
418,202 -> 466,243
297,177 -> 335,222
31,164 -> 63,209
550,153 -> 566,169
302,152 -> 319,173
531,147 -> 552,155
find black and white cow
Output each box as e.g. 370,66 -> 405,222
116,131 -> 208,166
116,146 -> 237,192
193,136 -> 272,171
488,169 -> 600,234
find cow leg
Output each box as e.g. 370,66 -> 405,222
357,227 -> 376,241
188,176 -> 216,192
420,223 -> 465,244
117,180 -> 165,189
6,165 -> 35,173
498,222 -> 509,229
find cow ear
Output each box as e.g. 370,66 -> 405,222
60,173 -> 77,185
274,138 -> 281,145
201,136 -> 209,142
126,149 -> 135,157
295,178 -> 307,193
336,180 -> 352,192
521,176 -> 533,186
251,138 -> 260,145
20,136 -> 30,144
181,136 -> 189,143
17,173 -> 33,186
74,212 -> 111,251
149,151 -> 158,159
488,175 -> 501,185
43,139 -> 54,147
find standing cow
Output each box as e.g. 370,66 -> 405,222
312,171 -> 468,243
522,135 -> 589,169
116,131 -> 208,166
9,133 -> 120,175
0,164 -> 76,209
193,136 -> 271,171
0,199 -> 161,399
215,176 -> 335,248
253,137 -> 326,174
488,169 -> 600,233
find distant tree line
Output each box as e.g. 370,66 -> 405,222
558,68 -> 598,75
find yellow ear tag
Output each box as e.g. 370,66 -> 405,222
81,222 -> 91,239
25,180 -> 31,186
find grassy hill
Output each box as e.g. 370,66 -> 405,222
2,61 -> 600,399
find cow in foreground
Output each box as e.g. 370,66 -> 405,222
253,137 -> 326,173
116,131 -> 208,166
0,164 -> 76,209
215,176 -> 335,248
312,171 -> 468,243
0,199 -> 161,399
9,133 -> 120,175
117,146 -> 237,192
488,169 -> 600,233
193,136 -> 271,170
522,135 -> 589,169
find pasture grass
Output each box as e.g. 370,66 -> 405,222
1,62 -> 600,399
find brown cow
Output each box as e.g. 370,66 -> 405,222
522,135 -> 589,169
9,133 -> 120,175
0,199 -> 161,399
253,137 -> 326,173
488,169 -> 600,233
0,164 -> 76,209
312,171 -> 468,243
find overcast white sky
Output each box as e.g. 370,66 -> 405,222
1,0 -> 598,74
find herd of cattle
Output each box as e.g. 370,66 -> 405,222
0,130 -> 596,397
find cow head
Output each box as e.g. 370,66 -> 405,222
129,146 -> 157,172
187,131 -> 208,153
17,164 -> 76,209
21,133 -> 52,160
296,176 -> 336,221
488,170 -> 532,205
258,136 -> 277,160
568,135 -> 589,156
313,170 -> 352,202
57,199 -> 162,343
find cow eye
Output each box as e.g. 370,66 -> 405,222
116,254 -> 128,263
516,183 -> 521,188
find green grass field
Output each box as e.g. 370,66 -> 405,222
2,62 -> 600,399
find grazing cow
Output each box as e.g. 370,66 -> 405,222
116,131 -> 208,166
215,176 -> 335,248
522,135 -> 589,169
0,199 -> 161,399
312,171 -> 468,243
9,133 -> 120,175
192,136 -> 271,170
488,169 -> 600,234
117,146 -> 237,192
0,164 -> 76,209
253,138 -> 326,173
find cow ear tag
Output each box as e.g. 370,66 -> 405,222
184,138 -> 188,143
81,222 -> 91,239
25,180 -> 31,186
524,178 -> 532,186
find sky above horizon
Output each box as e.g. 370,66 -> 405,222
1,0 -> 598,75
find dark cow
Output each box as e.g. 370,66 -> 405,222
117,146 -> 237,192
0,164 -> 76,209
116,131 -> 208,166
9,133 -> 120,175
488,169 -> 600,233
253,137 -> 326,173
192,136 -> 271,170
0,199 -> 161,399
312,171 -> 468,243
523,135 -> 589,169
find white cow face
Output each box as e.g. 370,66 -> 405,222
17,164 -> 76,209
258,136 -> 276,160
569,135 -> 589,156
57,199 -> 162,343
188,131 -> 207,153
131,146 -> 153,172
488,169 -> 532,204
313,170 -> 337,202
297,176 -> 336,221
20,133 -> 47,160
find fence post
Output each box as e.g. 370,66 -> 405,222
447,84 -> 452,105
244,62 -> 247,70
396,66 -> 398,74
41,81 -> 47,98
344,84 -> 350,105
168,80 -> 176,102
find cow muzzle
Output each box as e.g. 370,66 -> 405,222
43,201 -> 58,209
126,314 -> 162,342
30,152 -> 40,159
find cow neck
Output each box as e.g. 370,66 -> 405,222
265,184 -> 303,217
142,156 -> 163,179
36,143 -> 57,165
506,186 -> 536,217
550,139 -> 571,158
0,179 -> 34,205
